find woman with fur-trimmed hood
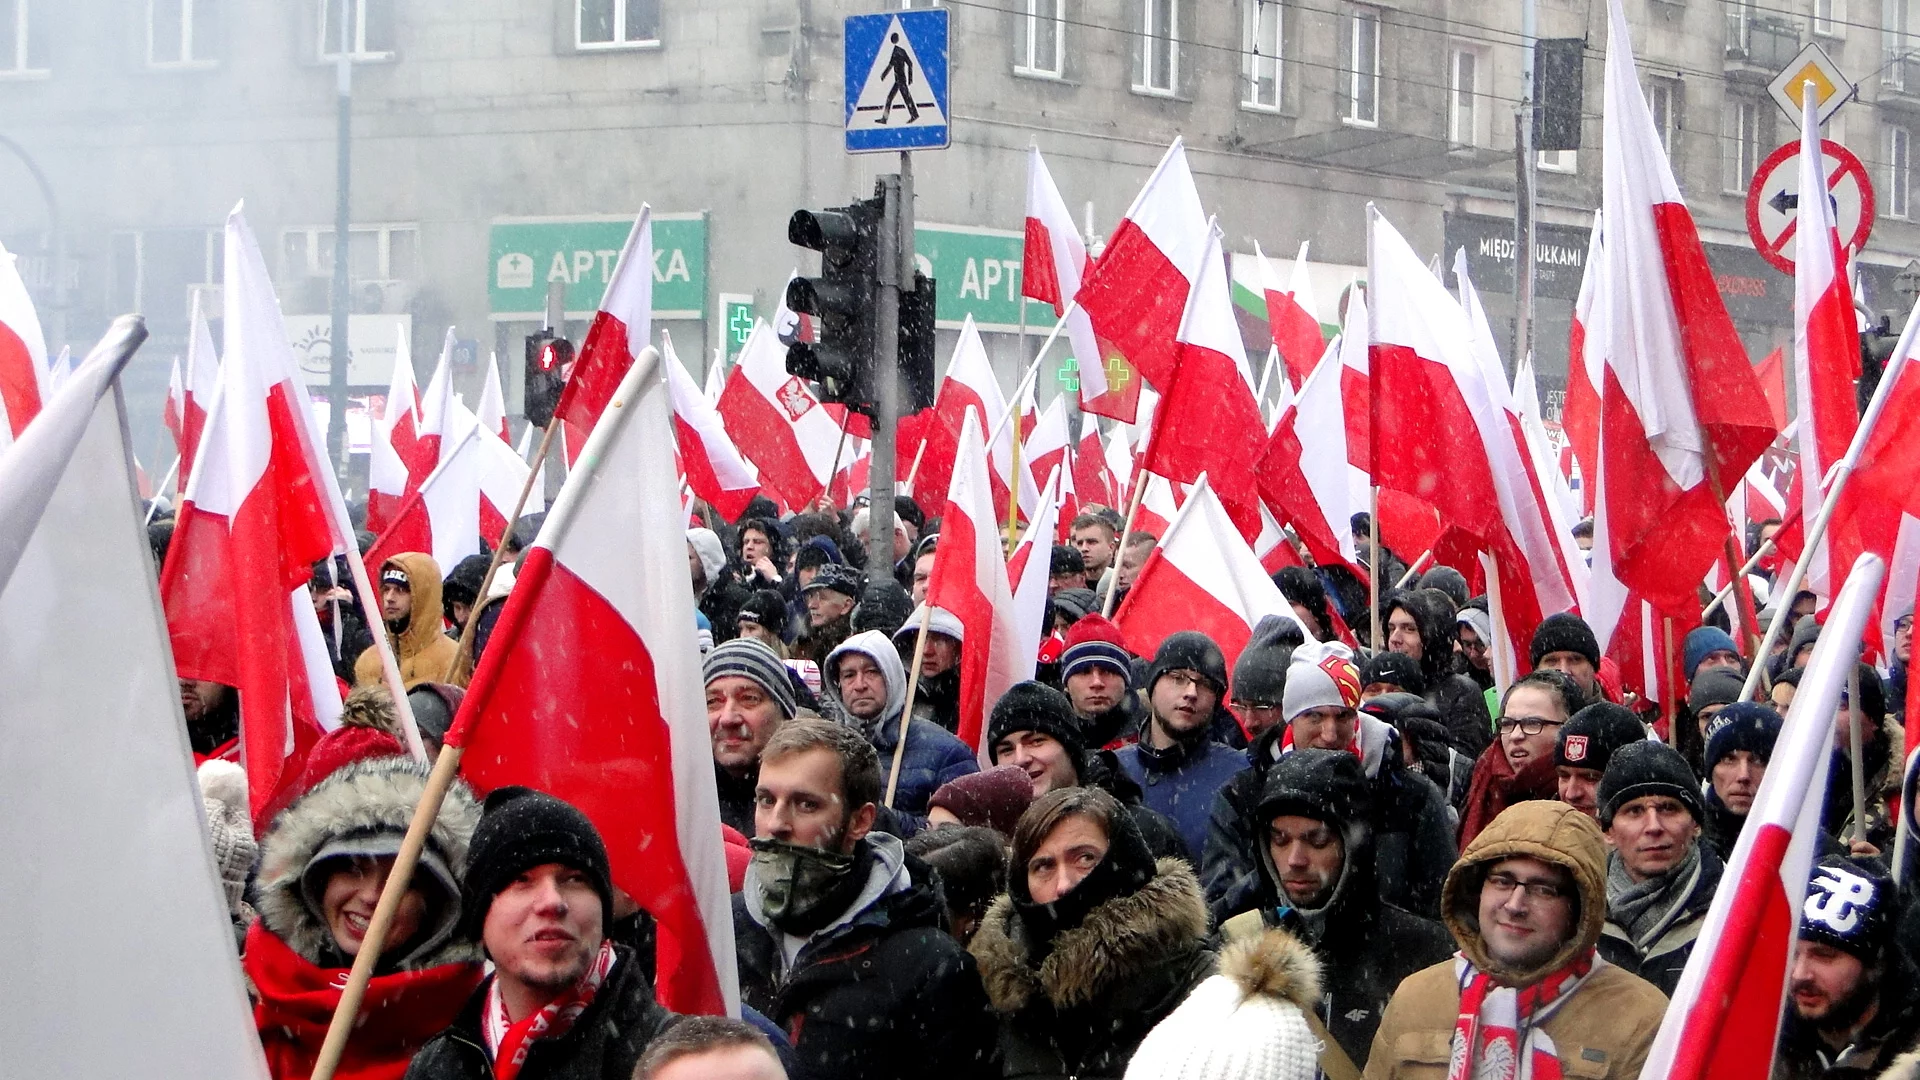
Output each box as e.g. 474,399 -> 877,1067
970,786 -> 1216,1078
243,756 -> 484,1080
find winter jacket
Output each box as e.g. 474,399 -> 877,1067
1597,843 -> 1723,997
401,944 -> 673,1080
1363,801 -> 1670,1080
734,835 -> 998,1080
824,631 -> 979,816
1456,739 -> 1559,848
794,613 -> 855,665
1114,729 -> 1249,862
1383,591 -> 1494,756
247,757 -> 485,1080
1201,716 -> 1456,924
716,760 -> 758,839
1076,748 -> 1191,863
970,858 -> 1217,1079
1075,691 -> 1146,752
699,571 -> 755,645
1823,721 -> 1903,853
355,552 -> 461,687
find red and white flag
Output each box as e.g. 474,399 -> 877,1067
366,324 -> 423,534
558,206 -> 652,462
663,331 -> 759,520
1073,411 -> 1116,510
1587,0 -> 1776,673
1008,466 -> 1063,671
1075,138 -> 1209,391
473,399 -> 540,548
1642,552 -> 1883,1080
1104,422 -> 1135,510
1141,221 -> 1267,542
1563,212 -> 1606,516
910,315 -> 1020,518
1022,395 -> 1070,512
926,407 -> 1030,752
477,348 -> 510,443
363,419 -> 483,580
1024,146 -> 1139,422
1114,472 -> 1307,669
1257,241 -> 1326,391
717,319 -> 842,509
449,344 -> 739,1017
0,239 -> 50,448
1789,92 -> 1864,604
1257,344 -> 1360,573
166,293 -> 221,493
1133,470 -> 1180,540
1335,287 -> 1372,476
416,327 -> 459,472
160,206 -> 348,825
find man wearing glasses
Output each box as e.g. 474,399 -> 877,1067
1364,801 -> 1669,1080
1114,631 -> 1250,859
1458,670 -> 1584,846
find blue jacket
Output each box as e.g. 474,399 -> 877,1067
824,631 -> 979,821
1115,730 -> 1248,860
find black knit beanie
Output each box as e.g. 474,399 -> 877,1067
987,682 -> 1086,767
1147,631 -> 1228,696
1361,650 -> 1427,698
461,787 -> 613,941
1704,702 -> 1783,769
1530,612 -> 1601,669
1556,702 -> 1646,772
1231,615 -> 1304,705
1598,741 -> 1704,827
1800,855 -> 1896,963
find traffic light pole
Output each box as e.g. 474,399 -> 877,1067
867,154 -> 912,578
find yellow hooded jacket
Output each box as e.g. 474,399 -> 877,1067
354,552 -> 460,688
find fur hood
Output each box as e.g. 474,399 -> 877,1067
256,756 -> 481,970
1880,1046 -> 1920,1080
1219,926 -> 1322,1010
970,857 -> 1210,1012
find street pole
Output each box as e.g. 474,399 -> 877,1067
327,18 -> 353,483
1511,0 -> 1537,378
867,154 -> 910,578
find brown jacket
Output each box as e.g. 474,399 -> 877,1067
1364,801 -> 1669,1080
354,552 -> 461,687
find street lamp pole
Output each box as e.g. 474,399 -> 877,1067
327,10 -> 353,482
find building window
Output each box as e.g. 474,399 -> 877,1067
319,0 -> 393,60
1726,0 -> 1755,55
1449,46 -> 1487,146
149,0 -> 216,68
1891,125 -> 1912,218
1537,149 -> 1577,173
1015,0 -> 1064,78
1813,0 -> 1842,37
109,229 -> 222,335
1135,0 -> 1178,96
1243,0 -> 1282,111
1342,6 -> 1380,127
1723,98 -> 1763,192
1648,77 -> 1679,157
279,223 -> 419,313
577,0 -> 660,49
0,0 -> 51,75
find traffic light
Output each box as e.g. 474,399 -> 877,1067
523,329 -> 572,429
786,196 -> 883,411
898,271 -> 937,411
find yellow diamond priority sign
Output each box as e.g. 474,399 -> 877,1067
1768,42 -> 1855,126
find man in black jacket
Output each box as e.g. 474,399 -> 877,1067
1776,856 -> 1920,1079
734,719 -> 996,1080
1596,741 -> 1722,997
1382,589 -> 1494,756
1221,748 -> 1454,1069
405,789 -> 672,1080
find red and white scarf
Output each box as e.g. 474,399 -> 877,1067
481,939 -> 618,1080
1448,950 -> 1596,1080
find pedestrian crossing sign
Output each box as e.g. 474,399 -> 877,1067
845,10 -> 950,153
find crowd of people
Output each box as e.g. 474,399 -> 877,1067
160,490 -> 1920,1080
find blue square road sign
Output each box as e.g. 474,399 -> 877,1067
845,10 -> 949,153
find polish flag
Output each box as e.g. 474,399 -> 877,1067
1114,473 -> 1308,669
1132,471 -> 1180,540
450,343 -> 738,1017
1104,422 -> 1135,509
1008,467 -> 1063,671
910,315 -> 1019,519
1024,147 -> 1138,422
415,327 -> 458,473
925,407 -> 1029,752
717,320 -> 842,509
473,400 -> 541,548
1789,96 -> 1863,604
1073,412 -> 1116,509
1257,345 -> 1360,574
160,206 -> 348,826
1141,221 -> 1267,543
1587,0 -> 1777,672
558,206 -> 652,460
663,331 -> 759,521
1335,288 -> 1373,475
1514,350 -> 1586,535
1022,395 -> 1070,511
1075,138 -> 1210,391
1563,212 -> 1606,516
1643,553 -> 1883,1080
1252,501 -> 1304,574
1755,346 -> 1790,431
363,419 -> 484,580
1258,241 -> 1326,390
167,294 -> 221,492
1054,442 -> 1081,544
703,353 -> 728,405
0,239 -> 50,448
477,349 -> 510,442
365,325 -> 422,534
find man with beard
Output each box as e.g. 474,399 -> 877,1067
1595,741 -> 1721,996
732,719 -> 996,1080
1220,749 -> 1453,1069
1776,857 -> 1920,1079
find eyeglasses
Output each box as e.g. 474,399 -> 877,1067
1232,701 -> 1284,716
1496,716 -> 1564,736
1458,637 -> 1489,654
1161,670 -> 1215,692
1484,871 -> 1568,902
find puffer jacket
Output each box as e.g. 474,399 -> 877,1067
355,551 -> 461,687
1363,801 -> 1670,1080
246,757 -> 484,1080
970,858 -> 1216,1079
823,631 -> 979,817
1113,731 -> 1248,864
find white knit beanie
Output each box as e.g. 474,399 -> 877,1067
1280,639 -> 1361,722
1124,928 -> 1324,1080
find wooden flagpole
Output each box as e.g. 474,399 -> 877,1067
447,418 -> 559,686
885,603 -> 936,807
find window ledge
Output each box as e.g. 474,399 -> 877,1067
319,51 -> 397,65
1013,66 -> 1066,82
1341,114 -> 1380,129
147,60 -> 221,72
0,68 -> 52,81
1131,84 -> 1182,100
573,39 -> 663,52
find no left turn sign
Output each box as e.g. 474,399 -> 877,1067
1745,138 -> 1874,275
